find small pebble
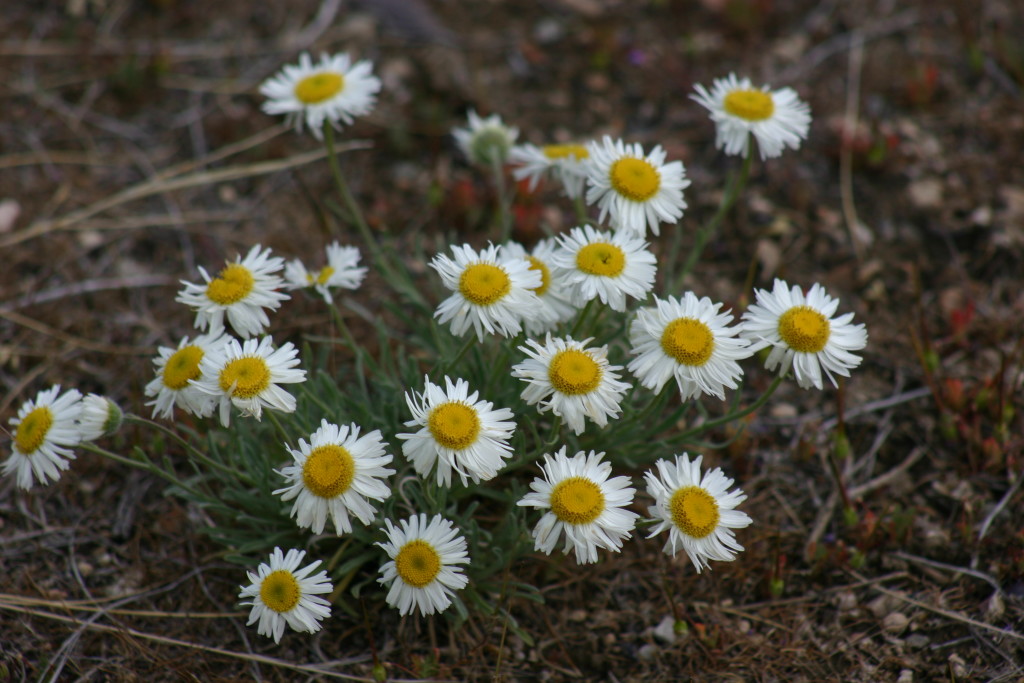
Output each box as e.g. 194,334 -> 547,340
883,612 -> 909,634
905,633 -> 930,650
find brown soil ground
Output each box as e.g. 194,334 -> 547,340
2,0 -> 1023,681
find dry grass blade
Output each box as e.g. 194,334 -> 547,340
0,141 -> 370,250
849,572 -> 1024,643
0,600 -> 448,682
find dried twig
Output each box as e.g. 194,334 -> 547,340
0,142 -> 370,250
849,571 -> 1024,643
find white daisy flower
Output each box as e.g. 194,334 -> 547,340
430,243 -> 542,341
3,385 -> 83,490
259,52 -> 381,140
509,142 -> 590,199
584,136 -> 689,237
397,376 -> 515,487
644,453 -> 752,572
740,279 -> 868,390
191,336 -> 306,427
238,547 -> 333,643
377,513 -> 470,617
551,225 -> 657,312
175,245 -> 289,339
284,242 -> 367,305
77,394 -> 123,441
518,447 -> 638,564
512,335 -> 631,435
274,419 -> 395,535
452,110 -> 519,166
144,330 -> 229,420
628,292 -> 753,400
499,240 -> 577,335
691,73 -> 811,160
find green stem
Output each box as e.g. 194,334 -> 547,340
676,375 -> 783,441
676,146 -> 754,287
444,335 -> 477,376
124,414 -> 245,480
79,442 -> 203,498
572,193 -> 590,225
543,415 -> 562,447
329,301 -> 369,397
265,409 -> 292,447
570,299 -> 596,339
323,122 -> 429,309
491,156 -> 512,243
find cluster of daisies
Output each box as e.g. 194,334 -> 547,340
3,51 -> 860,646
2,242 -> 366,489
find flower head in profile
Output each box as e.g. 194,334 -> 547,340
628,292 -> 752,400
77,394 -> 123,441
260,52 -> 381,139
518,448 -> 638,564
284,241 -> 367,304
740,279 -> 867,390
584,136 -> 689,237
551,225 -> 657,312
275,419 -> 395,535
691,73 -> 811,159
430,243 -> 542,341
176,245 -> 289,339
144,330 -> 229,420
499,240 -> 577,335
512,335 -> 631,435
397,376 -> 515,487
191,336 -> 306,427
644,453 -> 752,572
509,142 -> 590,199
3,385 -> 82,490
377,513 -> 470,616
452,110 -> 519,166
238,547 -> 332,643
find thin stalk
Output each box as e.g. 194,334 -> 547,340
125,414 -> 244,480
323,122 -> 429,309
491,156 -> 512,243
572,193 -> 590,225
79,443 -> 203,498
264,409 -> 292,446
676,147 -> 754,286
570,299 -> 596,339
329,301 -> 369,397
676,375 -> 783,441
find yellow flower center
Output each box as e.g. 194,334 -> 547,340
302,444 -> 355,498
526,256 -> 551,296
395,539 -> 442,588
542,144 -> 589,161
294,72 -> 344,105
205,263 -> 255,306
670,486 -> 720,538
548,349 -> 602,396
428,402 -> 480,450
314,266 -> 335,286
550,476 -> 605,525
576,243 -> 625,277
458,263 -> 511,306
162,345 -> 204,390
660,318 -> 715,366
723,89 -> 775,121
218,356 -> 271,398
14,406 -> 53,455
777,305 -> 831,353
259,569 -> 301,613
609,157 -> 660,202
